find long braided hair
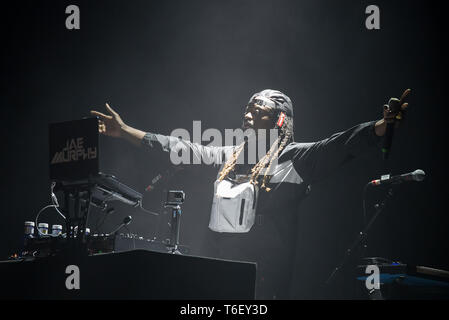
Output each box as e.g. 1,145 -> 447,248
218,90 -> 294,192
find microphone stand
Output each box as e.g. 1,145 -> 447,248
325,186 -> 394,286
168,205 -> 182,255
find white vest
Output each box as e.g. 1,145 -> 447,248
208,160 -> 303,233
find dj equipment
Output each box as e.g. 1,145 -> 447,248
60,172 -> 143,209
5,117 -> 257,300
49,118 -> 142,208
356,257 -> 449,299
23,233 -> 190,257
48,118 -> 143,248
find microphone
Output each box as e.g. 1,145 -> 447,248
108,215 -> 132,235
382,96 -> 403,160
145,173 -> 163,192
382,122 -> 395,160
369,169 -> 425,186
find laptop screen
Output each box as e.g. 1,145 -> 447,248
49,117 -> 99,181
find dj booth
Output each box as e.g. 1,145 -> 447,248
0,249 -> 256,300
0,117 -> 258,300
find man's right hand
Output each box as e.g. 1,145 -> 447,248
90,103 -> 126,138
90,103 -> 146,146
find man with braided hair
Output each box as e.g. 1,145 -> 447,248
91,88 -> 411,299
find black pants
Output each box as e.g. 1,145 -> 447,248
202,215 -> 296,300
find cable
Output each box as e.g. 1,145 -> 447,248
34,204 -> 61,237
34,182 -> 67,237
50,182 -> 66,220
138,201 -> 160,216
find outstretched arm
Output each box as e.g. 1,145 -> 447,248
291,89 -> 411,184
90,103 -> 232,165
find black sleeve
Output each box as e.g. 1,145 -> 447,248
290,121 -> 383,184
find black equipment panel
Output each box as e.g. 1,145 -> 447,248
60,173 -> 143,207
0,250 -> 257,300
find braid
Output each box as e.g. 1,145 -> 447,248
260,129 -> 292,191
218,143 -> 244,181
256,116 -> 294,192
249,135 -> 280,185
218,116 -> 294,191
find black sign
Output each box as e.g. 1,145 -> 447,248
49,117 -> 99,181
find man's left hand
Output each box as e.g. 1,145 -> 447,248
383,88 -> 411,127
375,88 -> 411,136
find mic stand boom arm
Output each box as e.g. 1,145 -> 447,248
325,187 -> 394,285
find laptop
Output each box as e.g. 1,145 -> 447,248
48,117 -> 141,206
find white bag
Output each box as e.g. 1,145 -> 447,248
208,179 -> 258,233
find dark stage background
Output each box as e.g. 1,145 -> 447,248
1,0 -> 447,299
